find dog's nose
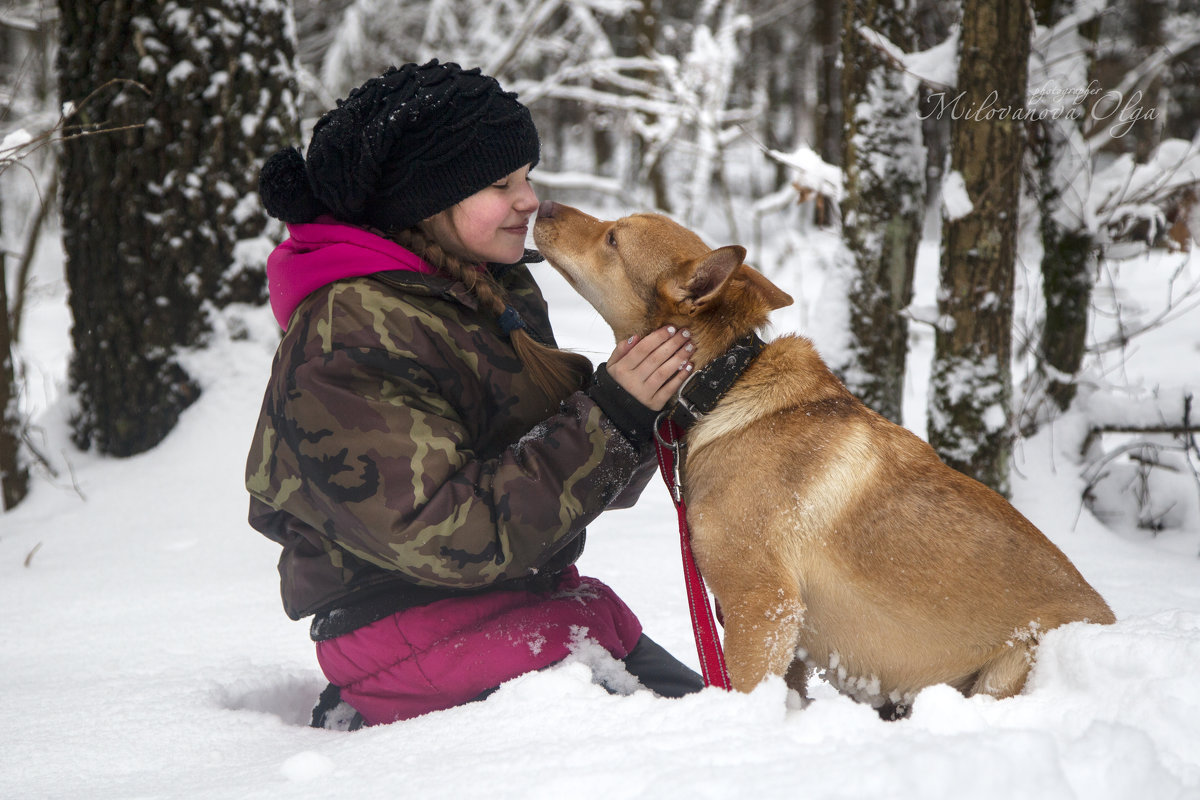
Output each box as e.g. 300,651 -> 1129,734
538,200 -> 559,219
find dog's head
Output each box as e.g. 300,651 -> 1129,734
533,202 -> 793,349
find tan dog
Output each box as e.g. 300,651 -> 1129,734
533,201 -> 1115,715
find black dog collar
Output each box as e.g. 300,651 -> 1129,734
666,332 -> 766,429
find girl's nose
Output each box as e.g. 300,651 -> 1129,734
515,191 -> 538,213
514,177 -> 538,212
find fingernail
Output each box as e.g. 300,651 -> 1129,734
685,343 -> 694,353
684,362 -> 693,372
667,326 -> 677,335
682,329 -> 691,338
627,336 -> 636,344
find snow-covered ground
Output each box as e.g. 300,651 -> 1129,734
2,221 -> 1199,799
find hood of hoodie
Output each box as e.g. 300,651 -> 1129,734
266,217 -> 438,329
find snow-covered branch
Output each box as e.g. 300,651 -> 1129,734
854,23 -> 959,91
1090,138 -> 1200,247
763,144 -> 843,202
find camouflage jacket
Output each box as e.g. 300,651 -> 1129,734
245,247 -> 655,628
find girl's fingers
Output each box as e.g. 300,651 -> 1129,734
604,325 -> 695,410
615,325 -> 689,373
646,328 -> 692,373
650,360 -> 692,408
647,337 -> 694,385
607,333 -> 640,367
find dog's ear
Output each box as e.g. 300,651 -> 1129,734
736,264 -> 794,311
674,246 -> 794,313
676,245 -> 746,311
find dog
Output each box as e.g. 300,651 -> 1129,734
533,201 -> 1115,715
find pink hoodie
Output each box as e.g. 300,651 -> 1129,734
266,217 -> 438,330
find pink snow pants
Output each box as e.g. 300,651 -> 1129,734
315,567 -> 643,725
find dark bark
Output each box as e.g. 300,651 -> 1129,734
1029,0 -> 1098,416
1039,223 -> 1094,410
1,234 -> 30,511
928,0 -> 1031,496
1133,0 -> 1168,162
813,0 -> 842,228
56,0 -> 298,457
635,0 -> 672,213
816,0 -> 843,169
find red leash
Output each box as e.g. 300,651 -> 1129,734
654,419 -> 732,690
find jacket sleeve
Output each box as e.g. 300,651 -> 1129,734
607,451 -> 658,510
258,344 -> 650,589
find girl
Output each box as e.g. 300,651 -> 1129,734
247,60 -> 703,728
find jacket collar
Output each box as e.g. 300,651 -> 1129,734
267,217 -> 439,329
370,253 -> 541,313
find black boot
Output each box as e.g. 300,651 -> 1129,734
310,683 -> 365,731
621,635 -> 706,697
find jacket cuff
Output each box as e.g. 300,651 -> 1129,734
587,363 -> 660,446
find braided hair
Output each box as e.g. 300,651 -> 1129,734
394,224 -> 593,406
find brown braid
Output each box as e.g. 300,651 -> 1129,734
392,225 -> 593,405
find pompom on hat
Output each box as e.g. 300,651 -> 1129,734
259,60 -> 540,230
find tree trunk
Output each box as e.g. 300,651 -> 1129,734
928,0 -> 1031,496
1,226 -> 30,511
1038,219 -> 1094,410
814,0 -> 842,227
57,0 -> 299,457
1,0 -> 56,510
1028,0 -> 1099,417
914,0 -> 956,224
1132,0 -> 1168,162
1031,117 -> 1095,416
635,0 -> 672,213
815,0 -> 843,168
838,0 -> 926,424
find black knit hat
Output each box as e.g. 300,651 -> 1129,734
259,60 -> 540,230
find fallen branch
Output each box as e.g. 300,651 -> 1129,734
1081,423 -> 1200,457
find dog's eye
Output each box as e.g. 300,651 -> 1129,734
606,230 -> 617,247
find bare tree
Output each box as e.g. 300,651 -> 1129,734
928,0 -> 1032,495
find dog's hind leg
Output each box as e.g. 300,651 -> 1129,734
718,587 -> 805,693
967,640 -> 1034,699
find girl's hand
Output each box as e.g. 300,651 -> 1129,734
606,326 -> 694,411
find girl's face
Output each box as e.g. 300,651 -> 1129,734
427,164 -> 539,265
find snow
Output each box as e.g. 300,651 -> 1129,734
941,170 -> 974,221
855,22 -> 959,93
165,59 -> 197,88
0,127 -> 34,158
766,145 -> 843,201
3,221 -> 1200,799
